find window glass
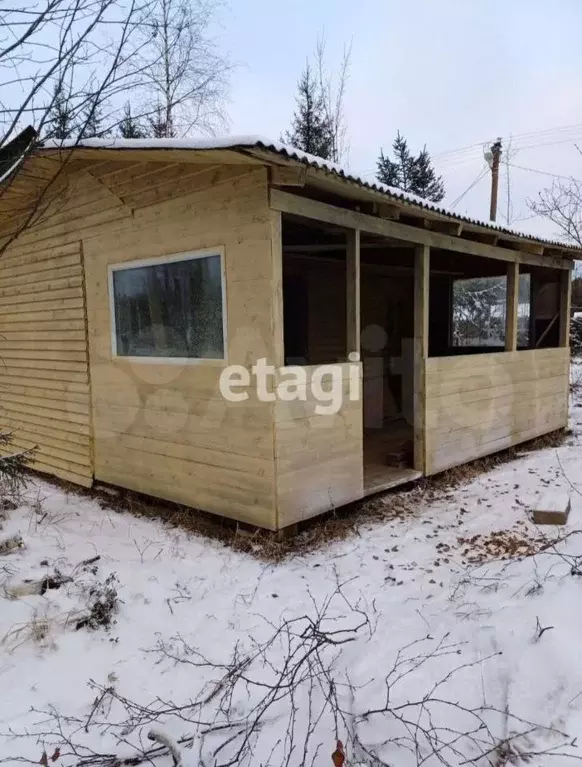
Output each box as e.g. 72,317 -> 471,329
112,253 -> 224,359
452,276 -> 507,347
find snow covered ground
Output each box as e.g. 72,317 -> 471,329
2,371 -> 582,766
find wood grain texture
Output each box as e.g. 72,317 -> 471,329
560,269 -> 572,348
505,262 -> 519,351
413,244 -> 429,471
270,189 -> 573,270
0,238 -> 92,486
274,363 -> 363,528
425,348 -> 569,474
346,229 -> 360,356
78,164 -> 279,528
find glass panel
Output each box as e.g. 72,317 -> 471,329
452,276 -> 507,347
517,273 -> 531,347
112,254 -> 224,359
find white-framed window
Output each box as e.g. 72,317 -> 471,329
109,248 -> 227,362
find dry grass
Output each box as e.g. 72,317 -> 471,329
23,428 -> 570,563
1,610 -> 52,653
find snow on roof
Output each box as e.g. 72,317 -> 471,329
0,154 -> 24,186
41,135 -> 581,252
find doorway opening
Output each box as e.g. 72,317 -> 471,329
280,214 -> 420,495
359,237 -> 419,493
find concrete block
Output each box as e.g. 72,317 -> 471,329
532,492 -> 571,526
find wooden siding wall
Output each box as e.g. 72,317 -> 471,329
274,364 -> 363,527
79,164 -> 279,528
0,160 -> 280,528
425,347 -> 569,474
0,236 -> 92,486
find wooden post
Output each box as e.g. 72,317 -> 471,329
270,210 -> 285,367
346,229 -> 361,357
413,244 -> 429,472
505,262 -> 519,351
489,139 -> 502,222
559,268 -> 572,348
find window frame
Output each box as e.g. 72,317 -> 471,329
108,247 -> 228,365
449,273 -> 508,351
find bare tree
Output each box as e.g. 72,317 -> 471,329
134,0 -> 231,137
530,176 -> 582,248
314,34 -> 351,165
0,0 -> 156,146
0,0 -> 156,255
503,136 -> 517,226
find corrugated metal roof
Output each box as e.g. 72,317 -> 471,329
40,135 -> 582,253
245,140 -> 581,252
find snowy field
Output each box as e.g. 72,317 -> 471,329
2,373 -> 582,765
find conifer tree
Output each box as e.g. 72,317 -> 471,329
79,102 -> 110,139
45,84 -> 77,139
376,132 -> 445,202
118,103 -> 147,138
410,147 -> 445,202
148,103 -> 174,138
377,133 -> 413,190
283,63 -> 333,160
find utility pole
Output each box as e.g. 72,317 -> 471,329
488,139 -> 502,222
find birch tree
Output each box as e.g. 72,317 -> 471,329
284,35 -> 351,163
0,0 -> 154,146
314,35 -> 351,164
134,0 -> 231,137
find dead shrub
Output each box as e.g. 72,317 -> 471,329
76,573 -> 119,631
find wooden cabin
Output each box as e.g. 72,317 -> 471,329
0,136 -> 579,531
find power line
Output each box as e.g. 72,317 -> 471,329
434,121 -> 582,162
449,165 -> 489,208
517,135 -> 582,152
508,162 -> 582,183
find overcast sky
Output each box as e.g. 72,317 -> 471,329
221,0 -> 582,241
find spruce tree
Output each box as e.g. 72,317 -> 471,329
376,132 -> 445,202
377,133 -> 414,190
410,147 -> 445,202
148,104 -> 174,138
45,84 -> 76,139
79,103 -> 109,139
283,63 -> 333,160
119,103 -> 147,138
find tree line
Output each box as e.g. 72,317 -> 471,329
4,0 -> 231,147
37,18 -> 446,204
283,41 -> 445,203
6,3 -> 578,227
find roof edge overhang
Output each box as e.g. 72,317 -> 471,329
21,136 -> 582,260
237,144 -> 580,261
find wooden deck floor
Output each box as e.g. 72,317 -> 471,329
363,464 -> 422,496
363,419 -> 420,496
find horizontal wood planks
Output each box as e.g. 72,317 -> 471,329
77,163 -> 279,528
274,363 -> 364,528
0,239 -> 93,487
425,348 -> 569,474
